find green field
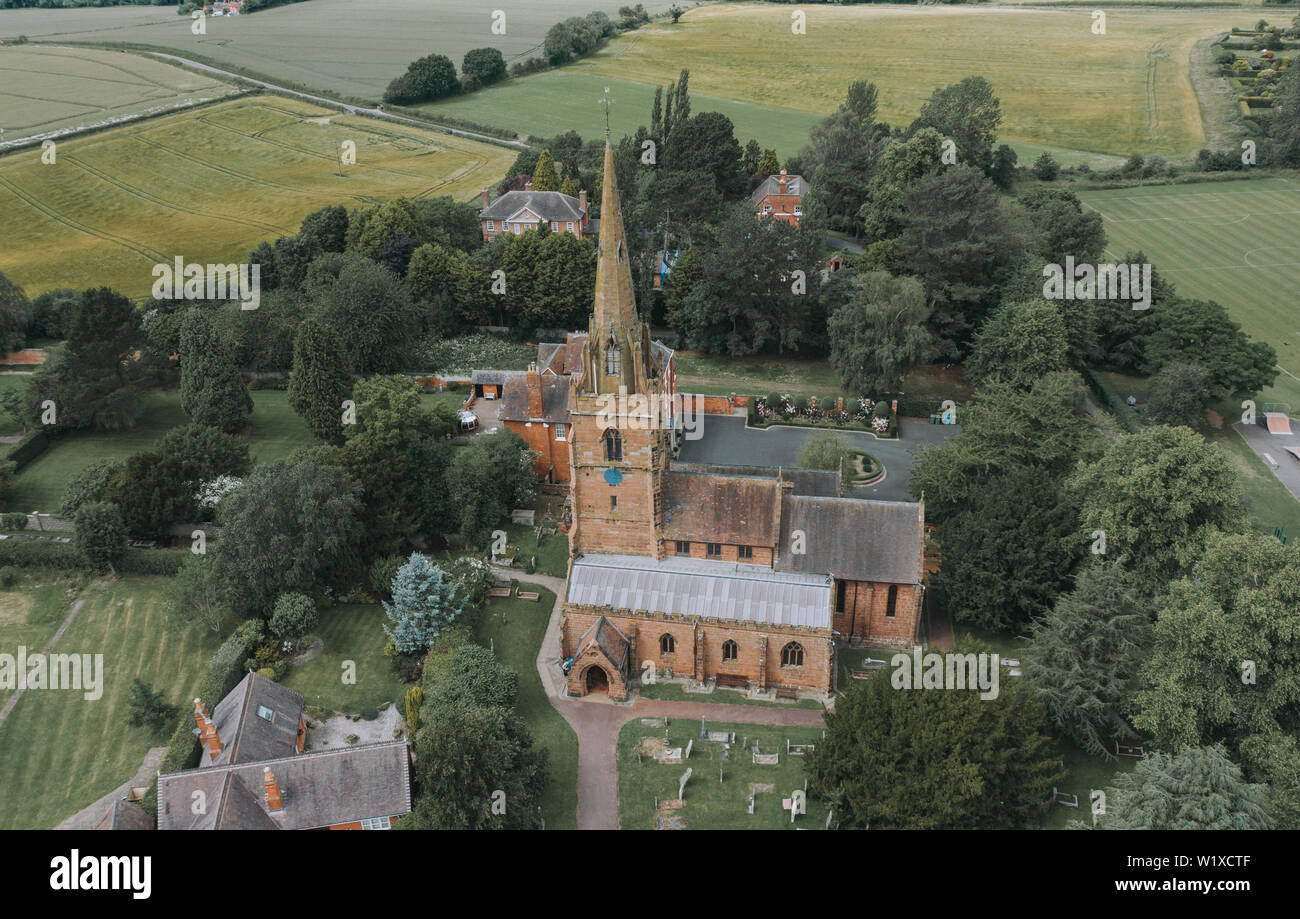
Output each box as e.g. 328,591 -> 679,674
0,94 -> 515,297
281,601 -> 407,713
618,719 -> 828,829
1079,177 -> 1300,412
0,44 -> 235,147
427,3 -> 1249,158
0,574 -> 223,829
5,388 -> 315,513
0,0 -> 677,101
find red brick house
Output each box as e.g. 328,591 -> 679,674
751,170 -> 807,226
156,673 -> 411,830
479,184 -> 594,242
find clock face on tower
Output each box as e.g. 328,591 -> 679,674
604,467 -> 624,486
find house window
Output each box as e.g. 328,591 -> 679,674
555,423 -> 566,441
674,540 -> 690,555
487,220 -> 495,231
886,584 -> 898,618
763,204 -> 772,214
567,221 -> 574,232
660,634 -> 675,655
604,429 -> 622,462
722,639 -> 738,662
360,816 -> 391,830
552,221 -> 559,231
781,642 -> 804,667
793,206 -> 803,216
706,543 -> 722,558
738,545 -> 753,560
256,705 -> 274,722
610,495 -> 618,511
835,581 -> 847,613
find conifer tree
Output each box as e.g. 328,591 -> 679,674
531,151 -> 560,191
179,309 -> 251,433
287,318 -> 353,444
383,554 -> 466,655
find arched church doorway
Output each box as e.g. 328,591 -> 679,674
585,665 -> 609,695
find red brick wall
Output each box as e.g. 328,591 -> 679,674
665,540 -> 773,566
756,192 -> 803,225
505,419 -> 572,483
831,580 -> 922,648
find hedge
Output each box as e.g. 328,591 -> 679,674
118,549 -> 187,576
1083,369 -> 1145,434
5,429 -> 57,472
0,538 -> 82,570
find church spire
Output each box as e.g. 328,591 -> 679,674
592,137 -> 638,335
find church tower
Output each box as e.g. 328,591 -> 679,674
567,132 -> 668,559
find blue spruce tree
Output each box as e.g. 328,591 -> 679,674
383,553 -> 465,654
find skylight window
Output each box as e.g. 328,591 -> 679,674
257,705 -> 274,722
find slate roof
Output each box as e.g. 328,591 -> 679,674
667,462 -> 840,498
157,741 -> 412,831
480,190 -> 585,223
661,470 -> 779,546
568,553 -> 831,629
750,173 -> 807,203
206,672 -> 305,767
499,373 -> 570,423
775,496 -> 923,584
92,798 -> 154,831
576,616 -> 630,670
471,369 -> 514,386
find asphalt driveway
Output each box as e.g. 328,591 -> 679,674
677,415 -> 962,501
1234,420 -> 1300,505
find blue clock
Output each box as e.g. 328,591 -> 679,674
604,467 -> 624,486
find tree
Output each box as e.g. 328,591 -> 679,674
101,451 -> 185,538
214,452 -> 362,618
269,592 -> 318,640
167,552 -> 231,634
531,150 -> 560,191
664,111 -> 746,198
661,246 -> 703,329
990,144 -> 1018,189
179,309 -> 252,433
1144,298 -> 1277,400
1068,425 -> 1249,591
544,20 -> 578,63
287,318 -> 353,444
756,147 -> 780,177
347,375 -> 447,453
73,501 -> 126,573
383,553 -> 466,654
425,642 -> 519,709
806,659 -> 1062,828
1271,62 -> 1300,168
800,80 -> 880,233
967,299 -> 1070,389
1018,188 -> 1106,265
1088,745 -> 1275,830
461,47 -> 505,90
1023,563 -> 1152,756
1031,152 -> 1060,181
0,271 -> 31,353
797,431 -> 850,472
58,459 -> 123,518
858,127 -> 945,244
298,204 -> 350,254
828,271 -> 933,395
410,196 -> 484,253
158,423 -> 252,487
383,53 -> 459,104
306,251 -> 421,373
346,198 -> 429,259
1146,362 -> 1213,429
910,76 -> 1002,174
334,437 -> 418,561
126,679 -> 180,736
444,431 -> 535,546
742,138 -> 761,176
400,702 -> 547,830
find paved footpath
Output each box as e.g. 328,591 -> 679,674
505,565 -> 826,830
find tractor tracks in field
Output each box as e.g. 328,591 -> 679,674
0,172 -> 165,264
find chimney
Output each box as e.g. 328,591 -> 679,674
779,169 -> 787,194
481,187 -> 489,208
524,179 -> 533,192
526,362 -> 544,419
579,189 -> 588,214
194,698 -> 222,760
263,767 -> 283,813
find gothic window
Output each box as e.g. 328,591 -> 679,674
886,584 -> 898,618
660,634 -> 675,655
604,429 -> 622,462
722,640 -> 738,662
616,239 -> 624,261
835,581 -> 847,613
781,642 -> 804,667
605,338 -> 621,376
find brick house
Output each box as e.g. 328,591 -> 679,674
156,673 -> 411,830
556,135 -> 924,701
479,184 -> 595,242
751,170 -> 807,226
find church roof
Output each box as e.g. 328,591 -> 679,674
776,496 -> 924,584
567,553 -> 831,629
576,615 -> 630,670
661,470 -> 779,546
667,462 -> 840,497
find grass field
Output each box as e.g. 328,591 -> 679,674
0,94 -> 515,298
0,44 -> 235,147
280,601 -> 407,713
475,584 -> 578,830
0,574 -> 223,829
1079,177 -> 1300,413
618,719 -> 828,829
427,3 -> 1248,158
5,388 -> 315,513
0,0 -> 678,101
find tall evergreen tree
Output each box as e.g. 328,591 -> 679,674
179,309 -> 252,433
531,151 -> 560,191
383,553 -> 466,654
287,318 -> 353,444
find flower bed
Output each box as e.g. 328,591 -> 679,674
748,394 -> 897,438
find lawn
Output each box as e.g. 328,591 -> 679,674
639,679 -> 824,710
0,569 -> 80,709
0,44 -> 235,147
427,3 -> 1244,158
0,373 -> 30,436
0,94 -> 515,298
475,584 -> 579,830
1045,738 -> 1139,830
618,718 -> 829,830
5,388 -> 314,513
1079,177 -> 1300,414
0,574 -> 223,829
280,601 -> 407,714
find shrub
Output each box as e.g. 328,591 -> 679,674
369,554 -> 405,595
73,502 -> 126,573
256,667 -> 276,681
269,591 -> 318,639
118,549 -> 187,576
0,566 -> 18,587
405,685 -> 425,732
1,512 -> 27,530
0,538 -> 81,571
1032,152 -> 1060,181
360,705 -> 380,721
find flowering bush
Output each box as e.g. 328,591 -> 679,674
195,475 -> 243,512
872,416 -> 889,434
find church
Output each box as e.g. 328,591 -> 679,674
557,133 -> 928,702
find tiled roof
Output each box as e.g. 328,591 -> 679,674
480,190 -> 584,222
471,369 -> 515,385
206,672 -> 304,767
775,496 -> 923,584
158,741 -> 412,831
577,616 -> 630,670
499,373 -> 570,423
661,470 -> 778,547
750,173 -> 807,203
667,462 -> 840,498
568,553 -> 831,629
92,798 -> 154,831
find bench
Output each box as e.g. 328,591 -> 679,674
715,674 -> 748,689
487,587 -> 511,599
515,589 -> 540,602
775,687 -> 798,701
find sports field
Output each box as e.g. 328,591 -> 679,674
0,44 -> 235,148
1079,177 -> 1300,412
0,0 -> 677,101
0,94 -> 515,297
428,3 -> 1245,158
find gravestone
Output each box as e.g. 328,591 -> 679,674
678,768 -> 692,801
684,739 -> 693,760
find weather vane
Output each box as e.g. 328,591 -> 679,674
600,87 -> 614,138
